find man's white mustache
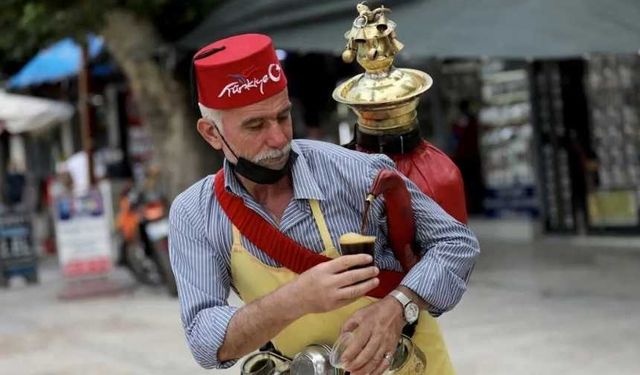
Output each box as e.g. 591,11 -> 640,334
253,143 -> 292,164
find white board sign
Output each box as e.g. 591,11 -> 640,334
54,187 -> 113,278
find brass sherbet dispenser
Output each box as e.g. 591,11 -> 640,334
333,2 -> 433,143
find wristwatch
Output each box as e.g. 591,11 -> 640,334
390,290 -> 420,325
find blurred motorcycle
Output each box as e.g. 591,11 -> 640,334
116,184 -> 177,296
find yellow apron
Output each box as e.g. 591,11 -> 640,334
230,200 -> 455,375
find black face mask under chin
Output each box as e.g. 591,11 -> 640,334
216,126 -> 295,184
231,151 -> 296,184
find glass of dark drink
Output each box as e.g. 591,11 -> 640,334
338,232 -> 376,268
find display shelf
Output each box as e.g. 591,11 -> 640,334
584,54 -> 640,233
480,62 -> 538,218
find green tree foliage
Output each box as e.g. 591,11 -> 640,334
0,0 -> 222,198
0,0 -> 218,77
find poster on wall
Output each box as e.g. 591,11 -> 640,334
54,187 -> 113,278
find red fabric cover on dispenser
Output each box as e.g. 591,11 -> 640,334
391,140 -> 468,223
368,169 -> 419,272
359,140 -> 468,224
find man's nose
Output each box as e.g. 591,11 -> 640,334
265,120 -> 289,149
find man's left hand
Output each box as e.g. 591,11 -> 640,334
338,296 -> 405,375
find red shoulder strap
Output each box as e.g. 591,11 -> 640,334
214,170 -> 404,298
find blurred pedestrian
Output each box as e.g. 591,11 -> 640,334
451,99 -> 485,215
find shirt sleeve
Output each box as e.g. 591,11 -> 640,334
368,155 -> 480,316
169,192 -> 239,369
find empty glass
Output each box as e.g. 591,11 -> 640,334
329,331 -> 354,369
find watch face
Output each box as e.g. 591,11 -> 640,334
405,303 -> 420,324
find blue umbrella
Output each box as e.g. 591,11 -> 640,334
8,35 -> 105,89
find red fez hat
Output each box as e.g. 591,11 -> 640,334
193,34 -> 288,110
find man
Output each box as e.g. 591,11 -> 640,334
169,33 -> 480,375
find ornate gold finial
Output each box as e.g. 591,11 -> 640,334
341,2 -> 403,72
333,2 -> 433,135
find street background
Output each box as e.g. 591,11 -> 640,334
2,1 -> 640,374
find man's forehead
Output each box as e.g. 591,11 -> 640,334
227,90 -> 291,118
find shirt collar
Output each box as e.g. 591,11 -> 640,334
222,140 -> 325,201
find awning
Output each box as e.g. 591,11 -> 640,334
180,0 -> 640,58
180,0 -> 400,49
7,35 -> 104,89
0,91 -> 74,134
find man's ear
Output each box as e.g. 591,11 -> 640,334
197,119 -> 223,150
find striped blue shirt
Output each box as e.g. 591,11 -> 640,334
169,139 -> 480,369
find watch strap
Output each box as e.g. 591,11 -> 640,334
390,290 -> 412,307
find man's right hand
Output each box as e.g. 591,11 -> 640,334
287,254 -> 380,316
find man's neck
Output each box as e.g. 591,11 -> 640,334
235,173 -> 293,224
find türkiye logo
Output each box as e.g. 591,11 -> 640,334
218,64 -> 282,98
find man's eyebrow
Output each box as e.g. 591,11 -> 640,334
241,116 -> 263,127
277,104 -> 293,116
241,104 -> 292,127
